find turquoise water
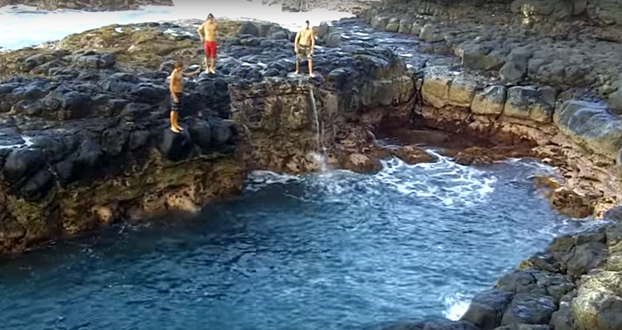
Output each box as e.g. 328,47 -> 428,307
0,156 -> 586,330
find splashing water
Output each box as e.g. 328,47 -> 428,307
442,293 -> 472,320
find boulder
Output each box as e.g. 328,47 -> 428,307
393,146 -> 434,165
410,22 -> 423,35
422,66 -> 453,108
72,53 -> 116,69
270,31 -> 289,40
547,231 -> 608,276
503,86 -> 554,123
75,139 -> 104,170
419,24 -> 445,42
461,289 -> 514,330
371,16 -> 390,30
548,188 -> 594,219
606,252 -> 622,271
158,129 -> 194,161
608,88 -> 622,115
461,45 -> 505,71
471,86 -> 507,115
554,100 -> 622,160
571,270 -> 622,330
398,19 -> 413,34
385,17 -> 400,32
448,75 -> 478,108
238,21 -> 260,37
3,149 -> 47,186
500,61 -> 526,83
604,206 -> 622,222
606,223 -> 622,253
188,119 -> 212,153
324,32 -> 342,48
550,293 -> 575,330
315,22 -> 330,39
344,153 -> 381,173
500,293 -> 557,326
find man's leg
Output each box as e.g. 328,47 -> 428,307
209,57 -> 215,74
203,41 -> 209,73
170,110 -> 180,133
308,57 -> 313,76
294,58 -> 300,74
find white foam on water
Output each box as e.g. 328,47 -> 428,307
375,152 -> 497,208
0,0 -> 353,50
442,292 -> 471,321
245,150 -> 499,208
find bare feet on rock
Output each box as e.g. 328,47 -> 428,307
171,126 -> 180,133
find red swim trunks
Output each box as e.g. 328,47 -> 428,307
204,41 -> 217,58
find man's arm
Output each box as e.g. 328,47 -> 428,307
169,72 -> 178,103
183,68 -> 201,77
310,30 -> 315,53
197,23 -> 205,41
294,31 -> 301,52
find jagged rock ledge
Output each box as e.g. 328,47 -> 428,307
0,19 -> 417,255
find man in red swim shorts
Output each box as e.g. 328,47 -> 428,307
197,13 -> 218,74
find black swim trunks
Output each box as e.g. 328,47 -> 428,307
171,93 -> 182,112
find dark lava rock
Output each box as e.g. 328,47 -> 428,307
238,21 -> 260,37
3,148 -> 47,185
500,293 -> 556,326
129,130 -> 151,151
158,129 -> 193,161
604,205 -> 622,222
188,119 -> 212,152
461,289 -> 514,330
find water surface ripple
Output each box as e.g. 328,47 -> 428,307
0,156 -> 590,330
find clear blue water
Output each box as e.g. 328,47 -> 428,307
0,155 -> 587,330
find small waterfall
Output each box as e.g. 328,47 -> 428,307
307,87 -> 328,172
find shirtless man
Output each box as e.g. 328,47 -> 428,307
169,59 -> 200,133
294,20 -> 315,76
197,13 -> 218,74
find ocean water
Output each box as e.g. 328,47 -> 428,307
0,154 -> 591,330
0,0 -> 353,50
